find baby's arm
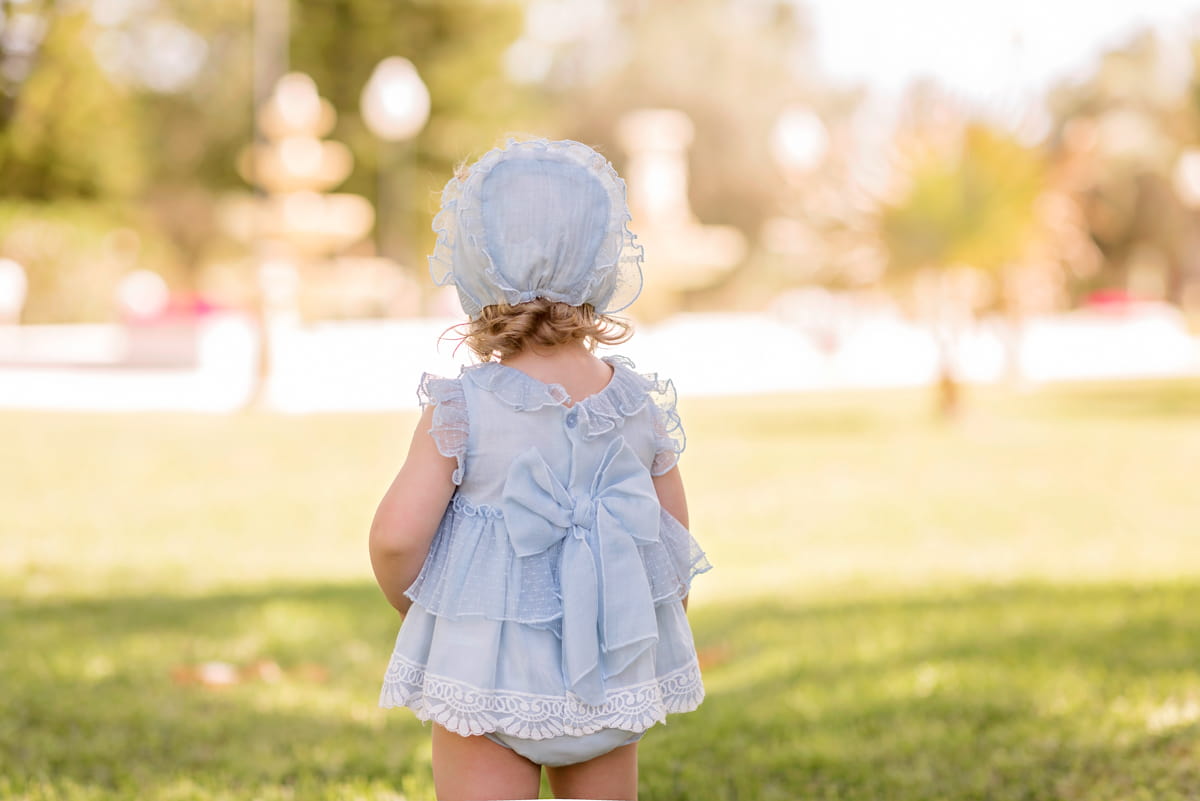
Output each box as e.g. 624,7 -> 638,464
652,465 -> 691,611
369,406 -> 459,615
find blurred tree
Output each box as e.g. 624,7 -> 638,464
1045,30 -> 1200,306
289,0 -> 536,262
0,8 -> 161,323
0,0 -> 538,322
0,10 -> 144,200
0,0 -> 46,127
879,92 -> 1045,416
511,0 -> 859,313
95,0 -> 256,288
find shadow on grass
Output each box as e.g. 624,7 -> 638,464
3,581 -> 1200,800
1,583 -> 436,800
653,582 -> 1200,801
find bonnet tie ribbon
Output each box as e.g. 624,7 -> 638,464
501,437 -> 661,707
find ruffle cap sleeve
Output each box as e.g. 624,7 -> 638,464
645,370 -> 686,476
417,373 -> 468,485
578,355 -> 685,474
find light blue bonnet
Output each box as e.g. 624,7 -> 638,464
429,138 -> 644,319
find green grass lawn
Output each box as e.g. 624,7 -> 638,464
3,378 -> 1199,800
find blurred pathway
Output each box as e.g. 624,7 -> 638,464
1,311 -> 1197,412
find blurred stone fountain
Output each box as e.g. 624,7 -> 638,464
235,73 -> 374,261
616,110 -> 745,318
225,72 -> 374,401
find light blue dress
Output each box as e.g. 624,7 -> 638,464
379,355 -> 710,765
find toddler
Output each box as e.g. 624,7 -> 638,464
370,138 -> 710,801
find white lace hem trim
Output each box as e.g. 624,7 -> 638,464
379,655 -> 705,739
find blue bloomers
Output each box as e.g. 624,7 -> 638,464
484,729 -> 644,768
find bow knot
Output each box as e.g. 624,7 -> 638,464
570,496 -> 595,529
502,438 -> 662,706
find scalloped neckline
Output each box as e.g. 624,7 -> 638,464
490,355 -> 623,409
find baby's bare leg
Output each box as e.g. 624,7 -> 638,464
431,724 -> 542,801
545,741 -> 638,800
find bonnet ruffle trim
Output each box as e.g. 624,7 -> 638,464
428,138 -> 644,318
417,374 -> 468,486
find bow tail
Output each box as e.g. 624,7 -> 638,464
596,505 -> 660,679
560,534 -> 606,706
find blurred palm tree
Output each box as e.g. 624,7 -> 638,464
879,106 -> 1046,416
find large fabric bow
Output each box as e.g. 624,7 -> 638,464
502,437 -> 661,706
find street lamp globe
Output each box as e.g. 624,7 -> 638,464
771,107 -> 828,174
361,57 -> 431,142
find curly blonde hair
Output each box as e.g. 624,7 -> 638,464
458,298 -> 632,361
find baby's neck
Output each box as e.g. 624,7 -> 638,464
500,343 -> 614,406
501,340 -> 592,368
